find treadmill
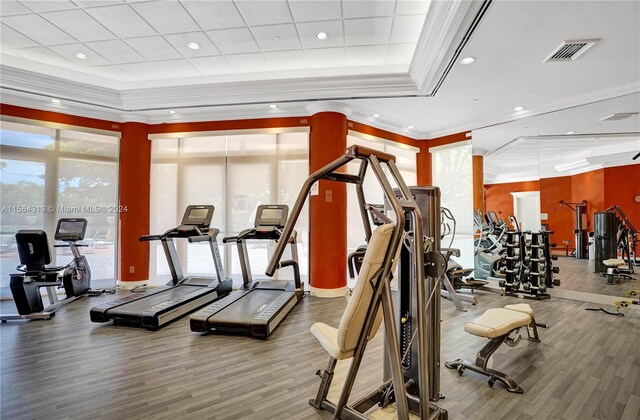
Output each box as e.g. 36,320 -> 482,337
90,205 -> 233,328
190,205 -> 303,338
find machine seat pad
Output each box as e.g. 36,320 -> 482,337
603,258 -> 626,267
310,322 -> 354,360
504,303 -> 534,317
464,308 -> 531,339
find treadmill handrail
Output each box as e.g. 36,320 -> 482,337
188,228 -> 221,243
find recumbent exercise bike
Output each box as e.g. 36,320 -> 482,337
1,218 -> 110,322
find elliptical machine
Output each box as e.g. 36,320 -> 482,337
1,218 -> 102,322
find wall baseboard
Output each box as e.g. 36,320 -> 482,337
309,285 -> 348,298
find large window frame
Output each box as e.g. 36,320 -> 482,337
148,128 -> 310,285
0,117 -> 121,296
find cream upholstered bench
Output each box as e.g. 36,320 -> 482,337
602,258 -> 633,284
309,223 -> 394,412
445,303 -> 544,393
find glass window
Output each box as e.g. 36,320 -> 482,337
59,130 -> 119,157
0,121 -> 55,150
0,124 -> 119,297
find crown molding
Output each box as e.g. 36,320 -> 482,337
348,111 -> 424,140
305,102 -> 353,116
409,0 -> 486,93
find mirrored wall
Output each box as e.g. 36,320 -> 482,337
473,93 -> 640,297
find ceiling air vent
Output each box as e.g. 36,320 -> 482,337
599,112 -> 639,121
543,39 -> 599,62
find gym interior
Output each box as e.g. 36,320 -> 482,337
1,1 -> 639,419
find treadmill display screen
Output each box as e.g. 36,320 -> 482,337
55,219 -> 87,241
188,208 -> 210,220
261,208 -> 283,221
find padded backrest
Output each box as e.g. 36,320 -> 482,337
337,223 -> 396,352
15,230 -> 51,271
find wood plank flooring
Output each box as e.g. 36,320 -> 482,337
1,274 -> 639,419
553,257 -> 638,296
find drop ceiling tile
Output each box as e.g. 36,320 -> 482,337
181,0 -> 245,30
48,43 -> 111,66
390,15 -> 425,43
85,39 -> 146,64
346,45 -> 388,66
11,46 -> 74,67
119,61 -> 162,80
73,1 -> 124,7
124,36 -> 181,61
288,0 -> 342,22
395,0 -> 431,15
344,17 -> 392,46
0,1 -> 32,16
20,1 -> 76,12
85,5 -> 156,38
131,1 -> 199,34
41,9 -> 116,42
304,47 -> 346,68
226,53 -> 268,73
343,0 -> 396,19
387,42 -> 416,64
2,14 -> 76,45
75,64 -> 135,81
151,59 -> 200,78
251,24 -> 300,52
0,24 -> 39,49
207,28 -> 259,55
297,20 -> 344,49
235,0 -> 292,26
188,56 -> 234,75
264,50 -> 306,71
164,32 -> 219,57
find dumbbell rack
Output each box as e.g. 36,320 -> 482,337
500,230 -> 560,300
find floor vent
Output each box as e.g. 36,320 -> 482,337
543,39 -> 598,62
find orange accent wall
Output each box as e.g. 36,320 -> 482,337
484,180 -> 540,223
347,120 -> 420,149
571,169 -> 604,231
309,112 -> 347,290
417,131 -> 471,186
540,176 -> 574,248
0,104 -> 120,132
604,164 -> 640,228
118,123 -> 151,282
472,155 -> 484,213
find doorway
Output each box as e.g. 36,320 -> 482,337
511,191 -> 541,231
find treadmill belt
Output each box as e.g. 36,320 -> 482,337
109,285 -> 209,318
208,290 -> 283,325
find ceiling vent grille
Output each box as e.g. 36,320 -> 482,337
599,112 -> 639,121
543,39 -> 599,62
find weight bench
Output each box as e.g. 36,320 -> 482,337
602,258 -> 634,284
445,303 -> 545,393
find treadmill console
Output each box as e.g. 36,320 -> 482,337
179,205 -> 215,229
254,205 -> 288,232
485,211 -> 499,226
54,218 -> 88,242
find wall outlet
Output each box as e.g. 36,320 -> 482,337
325,189 -> 333,202
129,266 -> 135,273
310,182 -> 319,196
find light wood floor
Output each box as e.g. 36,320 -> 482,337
1,276 -> 639,419
553,257 -> 638,296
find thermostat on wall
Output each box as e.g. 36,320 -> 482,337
634,194 -> 640,203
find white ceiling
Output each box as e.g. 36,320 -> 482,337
0,0 -> 639,140
1,0 -> 427,81
479,93 -> 640,184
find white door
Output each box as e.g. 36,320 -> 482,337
512,191 -> 541,231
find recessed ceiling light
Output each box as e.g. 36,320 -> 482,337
75,52 -> 86,59
187,42 -> 200,50
407,125 -> 415,129
566,131 -> 575,135
316,32 -> 328,40
269,104 -> 278,109
460,56 -> 475,65
274,36 -> 281,41
50,99 -> 61,104
167,110 -> 176,114
514,106 -> 525,111
373,113 -> 380,118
